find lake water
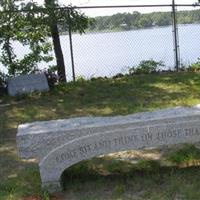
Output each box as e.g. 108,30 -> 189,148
2,24 -> 200,80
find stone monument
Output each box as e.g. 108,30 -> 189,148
17,106 -> 200,192
8,73 -> 49,96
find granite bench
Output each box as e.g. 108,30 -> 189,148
17,106 -> 200,192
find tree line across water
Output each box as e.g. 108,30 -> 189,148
84,9 -> 200,32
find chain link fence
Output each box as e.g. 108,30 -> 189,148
0,3 -> 200,82
62,3 -> 200,81
176,6 -> 200,68
69,6 -> 174,81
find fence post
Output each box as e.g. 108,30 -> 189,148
68,9 -> 76,83
172,0 -> 180,72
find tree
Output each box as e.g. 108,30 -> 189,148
0,0 -> 89,82
44,0 -> 66,82
87,9 -> 200,32
44,0 -> 89,82
0,0 -> 53,76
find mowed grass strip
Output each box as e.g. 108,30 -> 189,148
1,72 -> 200,200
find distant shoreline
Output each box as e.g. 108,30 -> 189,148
60,22 -> 199,36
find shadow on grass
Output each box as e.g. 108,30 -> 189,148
1,143 -> 200,199
0,165 -> 42,200
61,157 -> 200,200
0,141 -> 42,200
1,72 -> 200,199
1,73 -> 200,140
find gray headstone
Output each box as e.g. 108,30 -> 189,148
8,73 -> 49,96
16,105 -> 200,192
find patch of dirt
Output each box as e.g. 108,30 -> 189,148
50,193 -> 65,200
23,197 -> 42,200
23,193 -> 65,200
105,149 -> 162,162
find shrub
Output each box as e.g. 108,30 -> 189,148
129,59 -> 165,75
188,58 -> 200,72
76,76 -> 87,83
43,66 -> 59,89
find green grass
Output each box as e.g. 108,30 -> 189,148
61,157 -> 200,200
1,72 -> 200,199
167,144 -> 200,166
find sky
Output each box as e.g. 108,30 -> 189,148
32,0 -> 200,16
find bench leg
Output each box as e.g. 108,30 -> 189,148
42,180 -> 62,193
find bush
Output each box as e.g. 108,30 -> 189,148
76,76 -> 87,83
43,67 -> 58,89
188,59 -> 200,72
129,59 -> 165,75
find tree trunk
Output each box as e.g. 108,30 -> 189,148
50,23 -> 67,82
45,0 -> 67,82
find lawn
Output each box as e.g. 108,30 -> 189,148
1,72 -> 200,200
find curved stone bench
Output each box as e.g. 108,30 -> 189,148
17,106 -> 200,192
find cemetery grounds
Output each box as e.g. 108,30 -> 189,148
1,72 -> 200,200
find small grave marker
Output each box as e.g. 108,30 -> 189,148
8,73 -> 49,96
